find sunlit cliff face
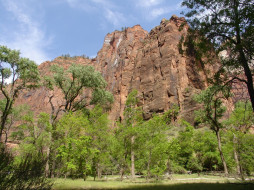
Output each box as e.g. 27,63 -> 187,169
15,15 -> 218,124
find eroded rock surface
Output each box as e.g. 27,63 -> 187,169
16,15 -> 215,124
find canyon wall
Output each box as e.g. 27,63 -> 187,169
16,15 -> 216,124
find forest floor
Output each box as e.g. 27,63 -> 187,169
53,174 -> 254,190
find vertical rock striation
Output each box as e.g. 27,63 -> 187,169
15,15 -> 216,124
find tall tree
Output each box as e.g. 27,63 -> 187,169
0,46 -> 39,142
226,101 -> 254,179
195,85 -> 230,175
44,63 -> 113,178
86,106 -> 111,180
139,115 -> 168,179
182,0 -> 254,111
0,102 -> 30,143
44,63 -> 113,123
123,90 -> 143,180
55,112 -> 92,179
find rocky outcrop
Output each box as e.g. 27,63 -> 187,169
16,15 -> 216,124
93,15 -> 211,123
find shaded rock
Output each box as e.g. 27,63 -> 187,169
15,15 -> 216,124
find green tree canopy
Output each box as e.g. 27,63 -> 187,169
44,64 -> 113,122
182,0 -> 254,111
0,45 -> 40,142
194,85 -> 230,175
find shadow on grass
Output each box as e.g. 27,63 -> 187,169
120,183 -> 254,190
65,183 -> 254,190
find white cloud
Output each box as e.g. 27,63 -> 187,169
150,8 -> 167,18
144,2 -> 183,20
65,0 -> 96,12
0,0 -> 51,64
136,0 -> 164,7
150,7 -> 177,19
105,9 -> 125,27
65,0 -> 78,7
64,0 -> 125,27
91,0 -> 115,8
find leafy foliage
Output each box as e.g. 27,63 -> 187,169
44,64 -> 113,122
194,85 -> 230,132
226,101 -> 254,132
0,145 -> 53,190
181,0 -> 254,110
0,45 -> 40,141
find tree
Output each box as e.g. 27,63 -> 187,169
181,0 -> 254,111
227,101 -> 254,132
14,111 -> 52,165
44,63 -> 113,123
55,112 -> 92,179
44,63 -> 113,177
225,101 -> 254,179
2,111 -> 53,189
0,102 -> 30,143
112,90 -> 142,180
0,146 -> 53,190
111,125 -> 130,180
193,130 -> 220,172
177,122 -> 195,169
55,109 -> 112,180
0,45 -> 39,142
194,85 -> 230,175
123,90 -> 143,180
86,106 -> 111,180
237,132 -> 254,176
139,115 -> 168,179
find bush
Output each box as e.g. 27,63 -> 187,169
0,145 -> 53,190
171,163 -> 187,174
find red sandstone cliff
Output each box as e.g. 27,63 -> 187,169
16,15 -> 217,123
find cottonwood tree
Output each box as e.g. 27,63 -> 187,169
44,63 -> 113,177
56,112 -> 93,180
182,0 -> 254,111
86,106 -> 111,180
120,90 -> 143,180
0,46 -> 39,142
0,102 -> 30,143
194,85 -> 231,175
44,63 -> 113,123
139,115 -> 168,179
193,130 -> 220,172
226,101 -> 254,179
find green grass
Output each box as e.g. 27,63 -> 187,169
53,175 -> 254,190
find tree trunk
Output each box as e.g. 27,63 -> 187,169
233,133 -> 245,180
216,131 -> 228,176
167,158 -> 172,179
147,150 -> 151,179
120,167 -> 124,181
45,147 -> 50,177
97,163 -> 102,179
233,134 -> 241,175
0,99 -> 13,143
233,0 -> 254,112
131,136 -> 135,180
239,49 -> 254,112
4,130 -> 8,144
0,112 -> 8,142
45,132 -> 52,177
233,146 -> 241,175
51,152 -> 56,178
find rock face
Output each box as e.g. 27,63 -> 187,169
93,15 -> 211,123
17,15 -> 214,124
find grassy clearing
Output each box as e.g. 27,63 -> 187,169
52,174 -> 254,190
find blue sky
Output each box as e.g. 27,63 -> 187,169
0,0 -> 184,64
